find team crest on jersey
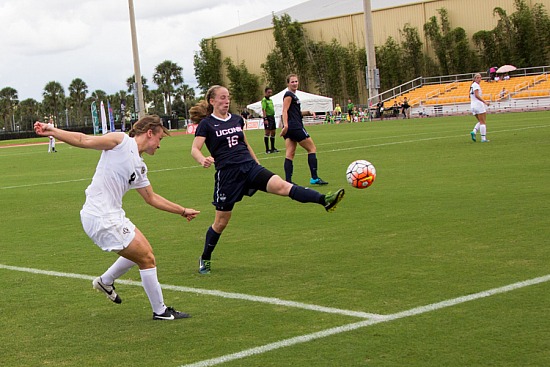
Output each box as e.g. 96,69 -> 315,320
141,167 -> 146,174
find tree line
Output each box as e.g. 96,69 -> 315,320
1,0 -> 549,132
194,0 -> 550,110
0,61 -> 196,133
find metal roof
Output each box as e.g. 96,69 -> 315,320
215,0 -> 419,37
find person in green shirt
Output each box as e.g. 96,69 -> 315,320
261,87 -> 279,154
346,99 -> 354,122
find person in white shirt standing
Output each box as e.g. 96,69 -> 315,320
469,73 -> 491,143
47,118 -> 57,153
34,115 -> 200,320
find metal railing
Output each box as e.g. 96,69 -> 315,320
367,65 -> 550,106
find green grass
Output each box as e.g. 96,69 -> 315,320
1,111 -> 549,366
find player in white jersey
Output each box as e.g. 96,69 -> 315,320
34,115 -> 200,320
469,73 -> 491,142
47,120 -> 57,152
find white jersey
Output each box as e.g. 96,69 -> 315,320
81,133 -> 150,216
470,82 -> 483,105
470,81 -> 486,115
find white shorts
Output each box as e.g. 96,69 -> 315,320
471,103 -> 486,115
80,210 -> 136,252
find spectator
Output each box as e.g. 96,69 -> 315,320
376,100 -> 384,120
500,87 -> 508,99
334,104 -> 342,117
346,99 -> 354,122
401,97 -> 411,119
392,101 -> 400,118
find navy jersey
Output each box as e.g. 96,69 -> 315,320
195,113 -> 254,170
284,91 -> 303,130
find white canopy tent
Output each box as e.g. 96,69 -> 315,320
246,89 -> 333,127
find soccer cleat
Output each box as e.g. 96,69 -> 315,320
324,189 -> 345,212
92,277 -> 122,304
153,306 -> 191,320
310,177 -> 329,185
481,139 -> 490,143
271,148 -> 279,153
198,257 -> 211,274
470,131 -> 476,142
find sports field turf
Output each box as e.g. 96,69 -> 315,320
1,111 -> 549,366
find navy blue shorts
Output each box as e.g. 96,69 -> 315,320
212,161 -> 275,211
283,128 -> 310,142
264,116 -> 276,131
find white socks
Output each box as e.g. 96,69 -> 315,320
473,122 -> 480,133
100,256 -> 136,285
140,267 -> 166,315
480,124 -> 487,141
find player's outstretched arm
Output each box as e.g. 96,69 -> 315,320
34,121 -> 123,150
136,185 -> 200,222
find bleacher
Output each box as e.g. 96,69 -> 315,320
381,72 -> 549,108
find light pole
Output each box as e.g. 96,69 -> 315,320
128,0 -> 145,119
363,0 -> 379,104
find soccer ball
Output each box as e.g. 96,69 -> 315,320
346,160 -> 376,189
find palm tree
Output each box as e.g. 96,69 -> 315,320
153,60 -> 183,116
91,89 -> 107,103
18,98 -> 40,131
174,83 -> 196,120
68,78 -> 88,125
42,81 -> 65,125
0,87 -> 19,132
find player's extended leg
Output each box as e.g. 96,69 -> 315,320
266,175 -> 345,212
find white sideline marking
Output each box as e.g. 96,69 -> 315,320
180,274 -> 550,367
1,264 -> 549,366
0,263 -> 383,319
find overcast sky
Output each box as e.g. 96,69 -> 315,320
0,0 -> 308,101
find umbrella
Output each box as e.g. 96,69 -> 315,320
496,64 -> 516,73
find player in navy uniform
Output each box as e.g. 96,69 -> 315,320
281,73 -> 328,185
190,85 -> 345,274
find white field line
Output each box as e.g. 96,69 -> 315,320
1,124 -> 548,191
2,263 -> 549,366
179,274 -> 550,367
0,263 -> 383,319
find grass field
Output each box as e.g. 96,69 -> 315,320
1,111 -> 549,366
